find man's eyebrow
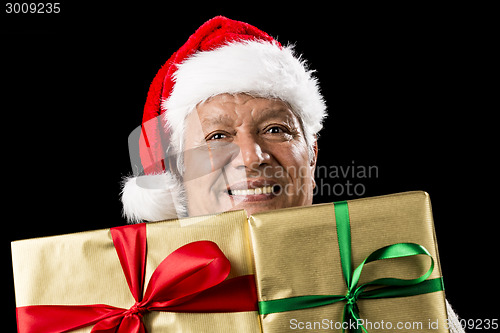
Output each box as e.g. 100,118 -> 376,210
199,105 -> 295,127
200,114 -> 234,127
255,106 -> 296,120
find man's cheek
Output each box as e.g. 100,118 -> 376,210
183,171 -> 232,215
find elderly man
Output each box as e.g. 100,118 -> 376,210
121,16 -> 463,333
122,16 -> 324,221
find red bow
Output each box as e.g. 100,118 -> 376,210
16,223 -> 257,333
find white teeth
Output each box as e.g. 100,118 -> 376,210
231,186 -> 273,196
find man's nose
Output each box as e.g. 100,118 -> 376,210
231,133 -> 270,171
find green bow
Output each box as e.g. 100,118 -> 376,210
258,201 -> 444,333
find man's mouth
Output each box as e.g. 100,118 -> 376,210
224,180 -> 282,202
228,185 -> 280,196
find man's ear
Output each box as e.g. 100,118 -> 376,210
310,136 -> 318,168
310,136 -> 318,189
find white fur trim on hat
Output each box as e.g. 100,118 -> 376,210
163,40 -> 327,165
121,172 -> 186,223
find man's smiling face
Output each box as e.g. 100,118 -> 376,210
182,93 -> 317,216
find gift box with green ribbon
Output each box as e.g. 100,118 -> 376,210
249,191 -> 448,332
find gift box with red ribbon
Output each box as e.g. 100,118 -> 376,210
12,210 -> 260,333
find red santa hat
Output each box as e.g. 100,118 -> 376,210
121,16 -> 327,223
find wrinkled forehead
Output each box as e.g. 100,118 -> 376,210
190,94 -> 301,132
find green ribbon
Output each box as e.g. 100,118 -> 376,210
258,201 -> 444,333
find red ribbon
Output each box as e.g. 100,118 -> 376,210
16,223 -> 257,333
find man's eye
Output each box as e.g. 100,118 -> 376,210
266,126 -> 284,134
207,133 -> 227,140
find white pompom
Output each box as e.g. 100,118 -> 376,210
120,173 -> 187,223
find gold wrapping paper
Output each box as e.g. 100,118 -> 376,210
249,191 -> 449,332
11,210 -> 260,333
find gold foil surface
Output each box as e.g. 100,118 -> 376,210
11,210 -> 260,333
249,191 -> 449,332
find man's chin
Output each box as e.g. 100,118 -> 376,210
187,192 -> 293,217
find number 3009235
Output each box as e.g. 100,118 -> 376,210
5,3 -> 61,14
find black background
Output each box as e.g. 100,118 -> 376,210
2,2 -> 498,331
